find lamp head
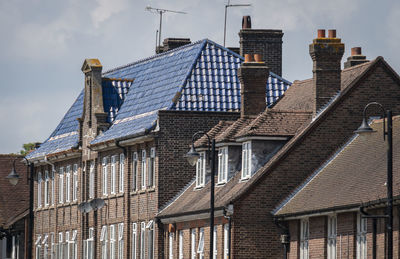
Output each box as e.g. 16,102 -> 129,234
185,145 -> 200,166
6,167 -> 20,186
354,118 -> 375,135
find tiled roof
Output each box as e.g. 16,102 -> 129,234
28,39 -> 291,158
274,117 -> 400,216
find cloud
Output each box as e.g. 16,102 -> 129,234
91,0 -> 129,28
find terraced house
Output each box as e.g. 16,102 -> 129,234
26,17 -> 291,259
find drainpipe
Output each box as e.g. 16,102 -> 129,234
274,218 -> 290,259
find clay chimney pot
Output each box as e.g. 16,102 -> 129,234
351,47 -> 362,56
328,29 -> 336,38
317,29 -> 326,38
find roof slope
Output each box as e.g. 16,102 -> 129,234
274,117 -> 400,216
28,39 -> 291,159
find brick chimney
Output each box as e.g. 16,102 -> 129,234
344,47 -> 369,68
238,54 -> 269,117
80,59 -> 108,145
309,29 -> 345,116
239,16 -> 283,76
156,38 -> 191,54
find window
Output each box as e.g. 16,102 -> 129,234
327,216 -> 337,259
141,150 -> 146,189
58,232 -> 63,259
101,226 -> 108,259
51,171 -> 55,205
147,221 -> 154,259
140,222 -> 146,259
224,224 -> 229,259
69,230 -> 77,259
59,167 -> 64,203
89,161 -> 95,199
73,164 -> 78,201
197,228 -> 204,259
169,232 -> 174,259
35,235 -> 41,259
218,147 -> 228,184
191,229 -> 196,259
213,226 -> 217,259
65,165 -> 71,202
65,231 -> 70,258
119,154 -> 125,193
42,234 -> 48,259
118,223 -> 124,259
357,214 -> 367,259
84,228 -> 94,259
148,148 -> 155,187
110,225 -> 116,259
102,157 -> 109,196
241,142 -> 252,179
300,218 -> 309,259
44,171 -> 49,206
132,152 -> 138,191
132,223 -> 137,259
196,152 -> 206,187
111,155 -> 117,194
38,172 -> 42,208
50,233 -> 55,259
179,231 -> 183,259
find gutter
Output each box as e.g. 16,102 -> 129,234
158,207 -> 225,224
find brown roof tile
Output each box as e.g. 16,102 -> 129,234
194,120 -> 235,147
274,117 -> 400,216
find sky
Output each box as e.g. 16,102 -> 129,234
0,0 -> 399,154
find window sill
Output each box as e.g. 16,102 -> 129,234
137,188 -> 156,194
194,185 -> 204,190
216,181 -> 227,187
239,177 -> 250,183
108,193 -> 124,199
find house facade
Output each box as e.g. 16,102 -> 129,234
26,17 -> 291,259
156,30 -> 400,259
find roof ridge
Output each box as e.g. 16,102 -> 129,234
103,39 -> 207,75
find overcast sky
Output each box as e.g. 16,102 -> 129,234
0,0 -> 399,154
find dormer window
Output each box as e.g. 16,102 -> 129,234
217,147 -> 228,184
241,141 -> 252,180
196,152 -> 206,188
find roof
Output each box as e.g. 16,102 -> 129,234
157,57 -> 398,220
0,155 -> 29,228
274,117 -> 400,217
28,39 -> 291,159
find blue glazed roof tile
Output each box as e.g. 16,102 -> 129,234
29,39 -> 291,158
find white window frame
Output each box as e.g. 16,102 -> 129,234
119,154 -> 125,193
38,172 -> 42,208
118,223 -> 124,259
224,224 -> 229,259
89,161 -> 95,199
101,226 -> 108,259
51,171 -> 55,206
213,226 -> 217,259
241,141 -> 252,179
36,235 -> 42,259
179,230 -> 183,259
218,147 -> 228,184
169,232 -> 174,259
69,230 -> 77,259
50,233 -> 55,259
300,218 -> 309,259
132,152 -> 138,191
72,164 -> 78,202
197,228 -> 204,259
42,234 -> 48,259
196,152 -> 206,188
102,157 -> 109,196
59,167 -> 64,204
141,150 -> 147,190
191,229 -> 196,259
85,228 -> 94,259
327,215 -> 337,259
58,232 -> 63,259
148,148 -> 155,188
110,224 -> 116,259
132,223 -> 137,259
65,165 -> 71,202
65,231 -> 70,259
357,213 -> 367,259
147,220 -> 154,259
140,222 -> 146,259
44,170 -> 49,206
111,155 -> 117,195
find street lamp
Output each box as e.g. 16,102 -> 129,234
186,131 -> 216,259
223,0 -> 251,47
5,157 -> 34,259
355,102 -> 393,259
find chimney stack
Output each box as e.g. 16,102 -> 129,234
239,16 -> 283,76
344,47 -> 369,68
309,29 -> 345,116
238,54 -> 269,117
156,38 -> 191,54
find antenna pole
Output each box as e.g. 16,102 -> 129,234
223,1 -> 251,47
156,30 -> 159,52
159,10 -> 163,47
223,4 -> 228,47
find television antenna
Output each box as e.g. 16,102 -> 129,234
145,6 -> 187,49
224,0 -> 251,47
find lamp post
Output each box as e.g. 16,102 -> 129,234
223,0 -> 251,47
6,157 -> 34,259
186,131 -> 216,259
355,102 -> 393,259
